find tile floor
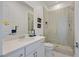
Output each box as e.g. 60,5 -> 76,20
53,51 -> 72,57
53,44 -> 74,57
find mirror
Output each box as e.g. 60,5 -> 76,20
28,12 -> 34,35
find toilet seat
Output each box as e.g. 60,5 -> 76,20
44,42 -> 54,47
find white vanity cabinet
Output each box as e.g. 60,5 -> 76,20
4,48 -> 25,57
36,45 -> 44,57
3,36 -> 45,57
26,40 -> 45,57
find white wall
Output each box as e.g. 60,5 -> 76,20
0,1 -> 3,56
43,7 -> 49,42
34,6 -> 43,36
0,1 -> 33,55
3,2 -> 33,35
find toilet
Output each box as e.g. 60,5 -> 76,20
44,42 -> 54,57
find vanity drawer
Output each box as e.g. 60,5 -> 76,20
4,48 -> 24,57
25,40 -> 44,56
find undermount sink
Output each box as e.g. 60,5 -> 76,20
4,35 -> 37,47
18,37 -> 34,42
3,36 -> 35,53
16,36 -> 38,44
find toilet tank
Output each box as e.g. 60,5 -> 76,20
44,43 -> 54,57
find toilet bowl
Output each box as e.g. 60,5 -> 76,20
44,42 -> 54,57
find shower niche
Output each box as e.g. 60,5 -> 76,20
37,18 -> 42,28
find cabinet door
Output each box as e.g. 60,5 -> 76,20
4,48 -> 24,57
26,53 -> 34,57
36,45 -> 45,57
27,46 -> 45,57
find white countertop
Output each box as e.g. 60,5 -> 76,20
2,36 -> 45,55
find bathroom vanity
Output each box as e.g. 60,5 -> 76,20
2,36 -> 45,57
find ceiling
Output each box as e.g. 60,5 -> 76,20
40,1 -> 60,8
25,1 -> 59,8
24,1 -> 74,9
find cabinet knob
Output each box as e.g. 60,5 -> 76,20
33,53 -> 35,57
33,52 -> 37,57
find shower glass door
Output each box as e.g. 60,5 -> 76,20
57,16 -> 69,45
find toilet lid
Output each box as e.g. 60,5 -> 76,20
44,42 -> 54,47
